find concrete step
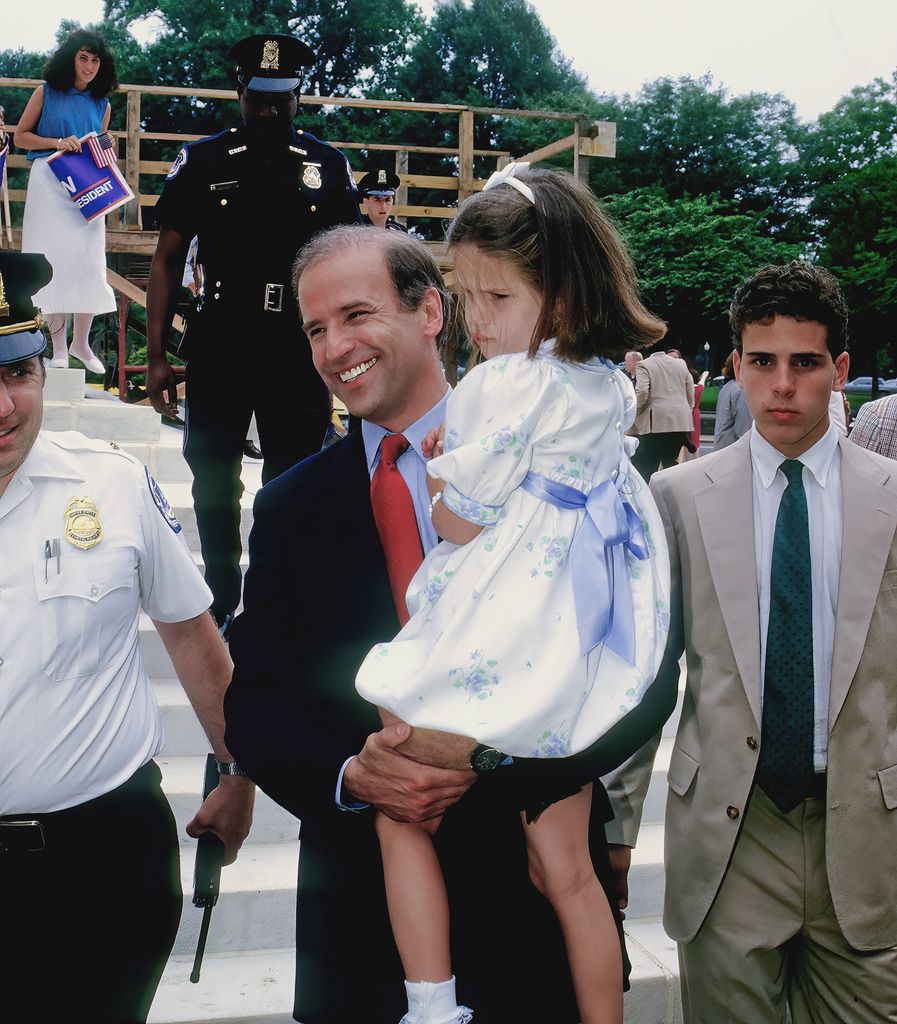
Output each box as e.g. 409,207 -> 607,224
149,920 -> 682,1024
44,365 -> 85,401
43,398 -> 162,441
149,948 -> 296,1024
171,841 -> 299,957
156,752 -> 301,847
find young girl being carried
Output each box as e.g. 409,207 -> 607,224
356,164 -> 672,1024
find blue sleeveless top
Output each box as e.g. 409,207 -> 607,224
28,84 -> 109,161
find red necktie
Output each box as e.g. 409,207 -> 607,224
370,433 -> 424,625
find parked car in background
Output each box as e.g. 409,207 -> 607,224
842,376 -> 897,417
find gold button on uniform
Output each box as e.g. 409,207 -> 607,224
220,199 -> 228,206
310,205 -> 317,212
726,805 -> 740,820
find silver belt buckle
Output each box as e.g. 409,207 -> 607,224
263,283 -> 283,312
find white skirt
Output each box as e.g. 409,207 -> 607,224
21,157 -> 116,315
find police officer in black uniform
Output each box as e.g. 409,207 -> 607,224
358,168 -> 408,231
146,34 -> 360,630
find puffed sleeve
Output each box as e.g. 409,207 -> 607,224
428,354 -> 569,525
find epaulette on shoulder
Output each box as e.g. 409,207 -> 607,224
46,430 -> 141,465
187,128 -> 240,153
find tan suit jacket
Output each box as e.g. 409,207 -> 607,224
631,352 -> 695,435
606,433 -> 897,950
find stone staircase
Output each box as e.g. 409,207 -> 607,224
43,367 -> 684,1024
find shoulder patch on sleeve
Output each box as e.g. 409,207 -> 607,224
166,148 -> 188,180
145,467 -> 182,533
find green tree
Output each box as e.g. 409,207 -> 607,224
590,76 -> 808,237
604,187 -> 803,368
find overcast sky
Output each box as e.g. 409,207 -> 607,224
9,0 -> 897,121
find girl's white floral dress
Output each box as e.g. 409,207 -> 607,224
356,342 -> 671,757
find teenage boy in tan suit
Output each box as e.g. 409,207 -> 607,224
606,262 -> 897,1022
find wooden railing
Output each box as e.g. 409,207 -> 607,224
0,78 -> 615,250
0,79 -> 615,396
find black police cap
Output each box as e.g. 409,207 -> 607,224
359,168 -> 401,197
228,34 -> 316,94
0,251 -> 51,365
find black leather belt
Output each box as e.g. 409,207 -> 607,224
0,820 -> 46,853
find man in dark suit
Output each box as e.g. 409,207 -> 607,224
223,226 -> 677,1023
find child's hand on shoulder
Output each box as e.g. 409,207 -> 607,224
422,423 -> 446,459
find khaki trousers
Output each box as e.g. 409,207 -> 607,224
678,787 -> 897,1023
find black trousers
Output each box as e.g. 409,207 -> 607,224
183,329 -> 330,620
0,760 -> 181,1023
631,430 -> 689,483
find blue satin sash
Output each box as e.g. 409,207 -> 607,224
520,471 -> 648,664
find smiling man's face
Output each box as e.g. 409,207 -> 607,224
297,246 -> 446,432
734,315 -> 849,457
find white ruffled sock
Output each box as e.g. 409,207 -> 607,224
401,976 -> 473,1024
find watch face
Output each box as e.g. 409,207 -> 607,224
472,745 -> 505,773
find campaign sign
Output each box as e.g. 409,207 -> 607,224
47,132 -> 134,222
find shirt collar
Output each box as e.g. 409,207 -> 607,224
362,388 -> 451,473
749,421 -> 840,490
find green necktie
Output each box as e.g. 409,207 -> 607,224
757,459 -> 815,813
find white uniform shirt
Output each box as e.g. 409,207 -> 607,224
0,431 -> 212,813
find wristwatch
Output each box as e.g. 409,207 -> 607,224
215,759 -> 248,777
469,743 -> 506,774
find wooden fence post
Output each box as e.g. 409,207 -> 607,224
124,89 -> 142,228
394,149 -> 408,227
458,109 -> 474,203
573,116 -> 590,184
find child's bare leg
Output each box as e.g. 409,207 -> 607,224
523,784 -> 623,1024
376,810 -> 451,982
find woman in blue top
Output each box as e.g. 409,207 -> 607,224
16,30 -> 118,374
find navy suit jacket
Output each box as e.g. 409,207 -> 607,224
225,427 -> 677,1022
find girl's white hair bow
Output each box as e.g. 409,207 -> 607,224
482,161 -> 535,204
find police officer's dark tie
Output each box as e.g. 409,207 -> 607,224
758,459 -> 816,813
370,433 -> 424,626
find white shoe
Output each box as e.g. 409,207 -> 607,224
47,357 -> 69,369
69,346 -> 105,375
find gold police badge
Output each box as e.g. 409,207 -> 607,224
64,496 -> 104,550
261,39 -> 279,70
302,164 -> 322,189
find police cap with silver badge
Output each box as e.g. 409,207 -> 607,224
228,34 -> 316,94
359,168 -> 400,197
0,251 -> 51,365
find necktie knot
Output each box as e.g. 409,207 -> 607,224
380,433 -> 410,467
780,459 -> 804,486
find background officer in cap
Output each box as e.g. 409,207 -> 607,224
146,33 -> 360,630
0,251 -> 253,1023
359,167 -> 408,231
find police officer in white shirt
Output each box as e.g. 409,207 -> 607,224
0,252 -> 254,1023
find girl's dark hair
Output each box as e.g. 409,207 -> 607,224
43,31 -> 118,99
446,166 -> 666,362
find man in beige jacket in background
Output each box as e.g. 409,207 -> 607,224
630,344 -> 695,481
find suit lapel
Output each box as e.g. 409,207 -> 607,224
829,438 -> 897,728
695,438 -> 763,726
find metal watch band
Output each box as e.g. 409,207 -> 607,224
214,759 -> 248,777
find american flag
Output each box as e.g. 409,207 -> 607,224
87,132 -> 117,169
